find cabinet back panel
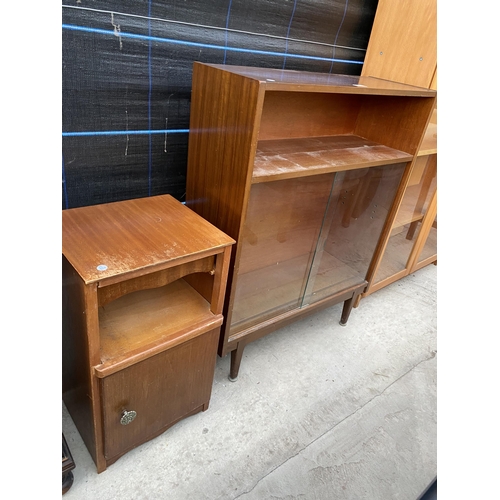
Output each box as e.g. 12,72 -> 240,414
98,279 -> 214,363
97,257 -> 215,307
258,92 -> 361,140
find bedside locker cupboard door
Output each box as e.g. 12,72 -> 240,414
100,328 -> 219,462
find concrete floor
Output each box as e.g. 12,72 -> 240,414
62,264 -> 437,499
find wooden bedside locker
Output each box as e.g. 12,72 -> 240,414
62,194 -> 234,473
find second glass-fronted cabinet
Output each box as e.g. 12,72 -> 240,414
361,111 -> 437,297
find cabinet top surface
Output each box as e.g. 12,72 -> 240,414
62,195 -> 234,284
197,63 -> 436,97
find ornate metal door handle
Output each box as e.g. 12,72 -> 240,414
120,409 -> 137,425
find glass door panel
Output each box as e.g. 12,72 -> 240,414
229,174 -> 335,336
303,162 -> 407,305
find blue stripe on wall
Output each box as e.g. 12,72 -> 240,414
62,24 -> 364,65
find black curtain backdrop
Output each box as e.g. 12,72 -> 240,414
62,0 -> 379,209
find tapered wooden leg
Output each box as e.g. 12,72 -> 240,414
229,344 -> 245,382
341,286 -> 366,325
340,295 -> 356,326
340,298 -> 353,326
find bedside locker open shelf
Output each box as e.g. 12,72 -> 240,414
95,278 -> 221,376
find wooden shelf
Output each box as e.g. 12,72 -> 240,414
418,121 -> 437,156
253,135 -> 412,183
393,193 -> 424,231
391,164 -> 435,233
97,279 -> 220,374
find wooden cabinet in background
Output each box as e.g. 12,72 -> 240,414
357,0 -> 437,300
361,0 -> 437,89
361,112 -> 437,296
62,194 -> 234,473
186,63 -> 436,381
405,111 -> 437,274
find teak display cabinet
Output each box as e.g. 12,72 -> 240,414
186,63 -> 436,381
62,194 -> 234,473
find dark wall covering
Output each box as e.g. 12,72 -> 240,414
62,0 -> 379,209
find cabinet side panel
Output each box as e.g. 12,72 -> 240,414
62,255 -> 97,464
186,63 -> 262,241
355,95 -> 436,155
